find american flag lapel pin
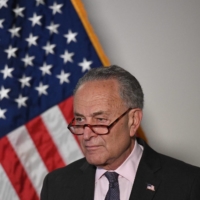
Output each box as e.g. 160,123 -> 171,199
146,183 -> 155,191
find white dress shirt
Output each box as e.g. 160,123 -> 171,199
94,140 -> 143,200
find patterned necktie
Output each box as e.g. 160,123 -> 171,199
104,172 -> 120,200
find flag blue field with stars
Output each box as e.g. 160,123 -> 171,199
0,0 -> 109,199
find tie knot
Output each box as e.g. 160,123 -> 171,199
105,172 -> 119,183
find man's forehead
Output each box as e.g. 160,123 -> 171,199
74,110 -> 110,117
74,93 -> 122,112
73,97 -> 125,119
73,79 -> 124,113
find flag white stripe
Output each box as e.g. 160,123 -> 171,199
42,105 -> 83,165
7,126 -> 48,196
0,164 -> 19,200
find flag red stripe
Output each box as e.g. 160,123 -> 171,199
26,116 -> 66,172
0,136 -> 39,200
59,96 -> 74,123
59,96 -> 81,147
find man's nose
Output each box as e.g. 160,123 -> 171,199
82,125 -> 96,140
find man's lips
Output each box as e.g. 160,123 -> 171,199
85,145 -> 101,150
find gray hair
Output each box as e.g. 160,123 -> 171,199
74,65 -> 144,109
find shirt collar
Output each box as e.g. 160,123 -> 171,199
95,139 -> 143,184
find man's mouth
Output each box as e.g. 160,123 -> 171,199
85,145 -> 101,151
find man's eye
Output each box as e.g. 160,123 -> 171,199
96,118 -> 107,123
75,117 -> 84,122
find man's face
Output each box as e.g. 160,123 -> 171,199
74,79 -> 137,170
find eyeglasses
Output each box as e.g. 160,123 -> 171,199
67,108 -> 133,135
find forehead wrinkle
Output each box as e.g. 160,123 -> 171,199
75,93 -> 122,107
74,110 -> 110,117
92,110 -> 110,117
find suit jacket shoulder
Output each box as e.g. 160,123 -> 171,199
130,138 -> 200,200
41,157 -> 96,200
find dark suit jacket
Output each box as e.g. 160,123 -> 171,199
41,138 -> 200,200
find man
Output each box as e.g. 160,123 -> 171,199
41,65 -> 200,200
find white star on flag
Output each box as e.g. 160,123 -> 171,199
35,82 -> 49,96
18,75 -> 32,88
8,25 -> 21,38
25,33 -> 38,47
40,62 -> 53,75
0,0 -> 8,9
29,13 -> 42,26
0,19 -> 4,28
42,42 -> 56,55
60,50 -> 74,63
13,5 -> 25,17
49,2 -> 63,15
78,58 -> 93,72
0,86 -> 10,100
21,54 -> 35,67
4,45 -> 18,59
36,0 -> 45,6
56,70 -> 70,84
46,22 -> 60,34
15,94 -> 28,108
0,108 -> 7,119
0,65 -> 14,79
64,29 -> 78,44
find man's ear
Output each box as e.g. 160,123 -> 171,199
128,108 -> 143,137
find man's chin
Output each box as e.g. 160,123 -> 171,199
85,155 -> 105,166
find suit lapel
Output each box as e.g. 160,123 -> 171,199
68,161 -> 96,200
129,138 -> 162,200
80,162 -> 96,200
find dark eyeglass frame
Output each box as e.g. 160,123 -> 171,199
67,108 -> 133,135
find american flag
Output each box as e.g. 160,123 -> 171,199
0,0 -> 109,199
147,183 -> 155,191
